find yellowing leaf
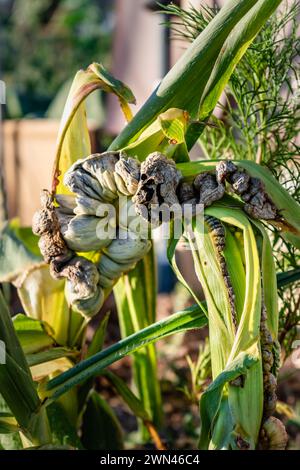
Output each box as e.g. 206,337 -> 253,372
158,109 -> 189,144
16,265 -> 84,347
31,357 -> 73,382
52,63 -> 135,194
121,108 -> 190,162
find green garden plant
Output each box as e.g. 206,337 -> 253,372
0,0 -> 299,450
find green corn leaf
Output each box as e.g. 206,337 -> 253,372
81,391 -> 123,450
89,63 -> 135,120
43,304 -> 207,400
167,222 -> 208,314
87,312 -> 110,358
52,378 -> 78,430
0,220 -> 42,283
104,370 -> 165,448
114,248 -> 162,431
21,444 -> 75,450
206,205 -> 262,359
0,432 -> 23,450
56,100 -> 91,196
109,0 -> 260,151
104,370 -> 150,422
251,219 -> 278,339
187,217 -> 236,376
17,264 -> 84,348
26,348 -> 78,368
222,228 -> 246,323
113,277 -> 134,340
0,293 -> 50,444
199,351 -> 258,450
0,223 -> 83,350
78,313 -> 110,414
183,205 -> 264,448
204,206 -> 264,448
0,416 -> 19,434
117,250 -> 157,331
47,402 -> 83,449
13,314 -> 55,355
52,62 -> 135,194
277,268 -> 300,289
0,352 -> 41,434
159,109 -> 188,144
198,0 -> 282,123
30,357 -> 74,383
177,160 -> 218,177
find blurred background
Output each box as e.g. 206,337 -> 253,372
0,0 -> 205,224
0,0 -> 209,294
0,0 -> 299,449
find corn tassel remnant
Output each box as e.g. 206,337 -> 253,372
205,215 -> 238,332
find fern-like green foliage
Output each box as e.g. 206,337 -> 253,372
159,1 -> 216,41
162,0 -> 300,355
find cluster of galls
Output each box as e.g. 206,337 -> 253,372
32,190 -> 106,317
134,156 -> 278,221
33,152 -> 151,318
260,305 -> 278,419
33,152 -> 279,318
216,161 -> 277,220
133,153 -> 182,222
259,305 -> 287,450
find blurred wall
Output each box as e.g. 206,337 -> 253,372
105,0 -> 163,135
3,119 -> 99,225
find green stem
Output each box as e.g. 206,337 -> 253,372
108,0 -> 259,151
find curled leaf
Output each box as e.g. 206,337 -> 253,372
52,63 -> 135,194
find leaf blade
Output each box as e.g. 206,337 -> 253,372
44,304 -> 207,399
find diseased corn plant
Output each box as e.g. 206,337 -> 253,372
0,0 -> 299,450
